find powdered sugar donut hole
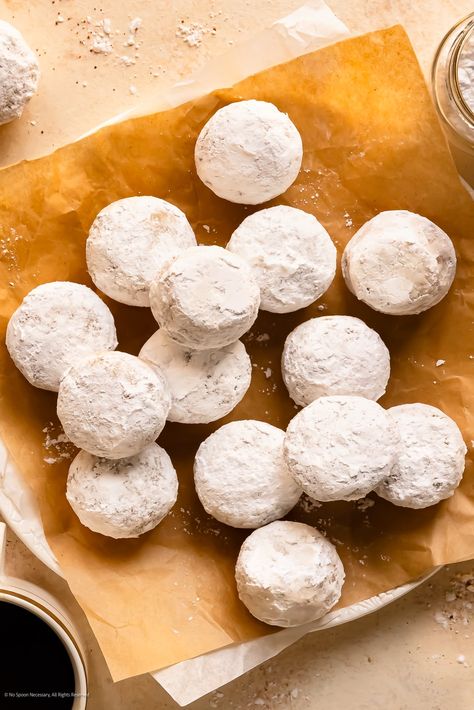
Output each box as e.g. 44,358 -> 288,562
227,206 -> 336,313
0,21 -> 39,125
67,443 -> 178,538
195,100 -> 303,204
139,330 -> 251,424
57,351 -> 171,459
194,420 -> 301,528
284,395 -> 399,502
235,521 -> 345,627
149,245 -> 260,350
282,316 -> 390,406
6,281 -> 117,392
86,196 -> 196,307
375,403 -> 466,509
342,210 -> 456,315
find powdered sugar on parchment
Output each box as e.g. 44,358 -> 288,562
42,422 -> 75,465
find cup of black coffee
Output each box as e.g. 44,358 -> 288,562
0,524 -> 88,708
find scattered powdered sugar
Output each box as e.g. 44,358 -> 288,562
42,422 -> 75,464
0,228 -> 22,272
101,18 -> 112,35
433,572 -> 474,631
356,497 -> 375,512
433,610 -> 450,630
75,14 -> 143,71
167,506 -> 229,541
176,21 -> 216,48
209,690 -> 225,708
296,493 -> 322,514
129,17 -> 142,33
436,359 -> 446,367
90,33 -> 113,55
344,210 -> 353,228
125,17 -> 142,47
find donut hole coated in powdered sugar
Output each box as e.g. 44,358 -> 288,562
67,443 -> 178,539
149,245 -> 260,350
226,205 -> 336,314
342,210 -> 457,315
375,403 -> 467,509
139,329 -> 251,424
86,196 -> 197,307
57,351 -> 171,459
284,395 -> 400,502
235,520 -> 345,627
194,99 -> 303,205
194,420 -> 301,528
6,281 -> 118,392
0,20 -> 40,125
282,315 -> 390,406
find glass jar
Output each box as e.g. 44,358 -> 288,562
432,13 -> 474,187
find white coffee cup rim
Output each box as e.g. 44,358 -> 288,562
0,590 -> 88,709
0,521 -> 88,709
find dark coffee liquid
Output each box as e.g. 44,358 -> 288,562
0,600 -> 76,709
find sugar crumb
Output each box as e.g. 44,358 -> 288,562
176,20 -> 216,48
129,17 -> 142,33
356,497 -> 375,512
90,33 -> 113,54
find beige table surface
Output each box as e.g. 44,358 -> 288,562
1,1 -> 474,708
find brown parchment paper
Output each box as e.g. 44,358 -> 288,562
1,26 -> 474,681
